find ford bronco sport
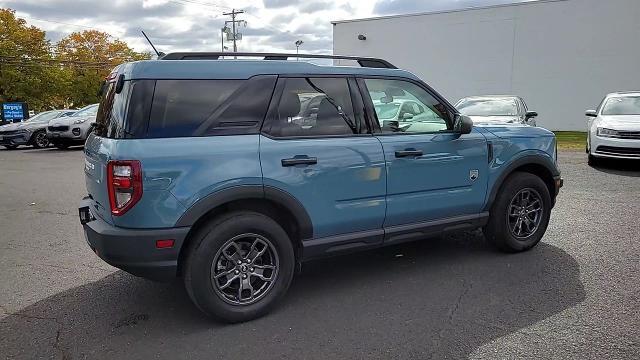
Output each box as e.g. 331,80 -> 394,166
79,53 -> 563,323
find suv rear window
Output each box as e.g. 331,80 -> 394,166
95,80 -> 153,139
95,75 -> 277,139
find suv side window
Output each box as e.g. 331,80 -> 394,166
264,77 -> 359,137
147,76 -> 276,138
363,78 -> 451,134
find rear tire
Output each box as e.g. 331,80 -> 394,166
183,211 -> 295,323
484,172 -> 551,253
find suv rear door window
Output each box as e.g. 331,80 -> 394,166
147,76 -> 276,138
265,77 -> 359,137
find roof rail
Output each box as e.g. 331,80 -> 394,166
159,52 -> 397,69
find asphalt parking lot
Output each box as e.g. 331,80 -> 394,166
0,147 -> 638,359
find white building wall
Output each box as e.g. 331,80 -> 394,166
332,0 -> 640,130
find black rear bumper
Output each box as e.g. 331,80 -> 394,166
79,198 -> 190,281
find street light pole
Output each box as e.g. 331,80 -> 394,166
295,40 -> 304,58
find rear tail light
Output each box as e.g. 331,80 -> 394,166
107,160 -> 142,216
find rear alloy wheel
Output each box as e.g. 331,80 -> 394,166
211,233 -> 279,306
484,172 -> 551,252
183,211 -> 295,323
32,131 -> 50,149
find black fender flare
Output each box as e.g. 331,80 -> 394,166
484,154 -> 560,211
175,185 -> 313,240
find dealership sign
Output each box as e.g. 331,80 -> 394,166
2,102 -> 29,122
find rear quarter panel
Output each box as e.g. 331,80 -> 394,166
91,135 -> 262,229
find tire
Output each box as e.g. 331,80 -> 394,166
31,131 -> 50,149
588,154 -> 599,167
55,143 -> 70,150
3,145 -> 19,150
183,211 -> 295,323
484,172 -> 552,253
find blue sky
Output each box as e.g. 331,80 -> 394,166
0,0 -> 535,53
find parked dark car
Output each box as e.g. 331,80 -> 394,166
0,109 -> 75,149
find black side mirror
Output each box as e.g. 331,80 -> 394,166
585,110 -> 597,117
525,111 -> 538,119
454,114 -> 473,134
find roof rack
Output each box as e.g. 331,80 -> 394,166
160,52 -> 397,69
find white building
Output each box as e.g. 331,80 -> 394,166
332,0 -> 640,130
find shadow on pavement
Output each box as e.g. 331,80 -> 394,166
0,232 -> 585,359
591,157 -> 640,176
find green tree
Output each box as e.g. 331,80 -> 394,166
55,30 -> 151,106
0,8 -> 60,111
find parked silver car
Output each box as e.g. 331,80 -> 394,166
47,104 -> 99,149
455,95 -> 538,126
0,110 -> 75,150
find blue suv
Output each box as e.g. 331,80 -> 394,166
79,53 -> 563,322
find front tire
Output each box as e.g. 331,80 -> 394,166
484,172 -> 552,252
32,131 -> 50,149
183,211 -> 295,323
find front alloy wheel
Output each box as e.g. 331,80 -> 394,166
211,233 -> 279,305
507,188 -> 544,239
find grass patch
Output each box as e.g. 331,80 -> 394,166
554,131 -> 587,151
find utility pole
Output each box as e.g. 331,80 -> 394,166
222,9 -> 245,53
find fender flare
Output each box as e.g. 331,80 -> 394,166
175,185 -> 313,240
485,154 -> 560,211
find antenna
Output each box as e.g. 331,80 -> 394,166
141,30 -> 164,58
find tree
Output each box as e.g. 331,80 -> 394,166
55,30 -> 151,106
0,8 -> 59,111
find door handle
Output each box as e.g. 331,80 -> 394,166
395,149 -> 423,158
281,156 -> 318,167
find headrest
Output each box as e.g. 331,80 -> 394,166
279,92 -> 301,117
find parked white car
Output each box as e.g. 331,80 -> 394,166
586,92 -> 640,164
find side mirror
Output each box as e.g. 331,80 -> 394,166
585,110 -> 597,118
401,113 -> 414,120
525,111 -> 538,119
454,114 -> 473,135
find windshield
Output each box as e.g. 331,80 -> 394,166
602,96 -> 640,116
374,103 -> 401,119
27,111 -> 60,123
457,98 -> 519,116
71,104 -> 99,117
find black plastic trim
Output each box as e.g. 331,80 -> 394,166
160,52 -> 397,69
302,213 -> 489,260
80,198 -> 189,282
384,213 -> 489,245
484,155 -> 561,211
174,185 -> 313,240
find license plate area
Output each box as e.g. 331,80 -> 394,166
79,206 -> 95,225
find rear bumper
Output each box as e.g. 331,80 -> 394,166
79,198 -> 190,281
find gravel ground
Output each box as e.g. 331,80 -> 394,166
0,147 -> 638,359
